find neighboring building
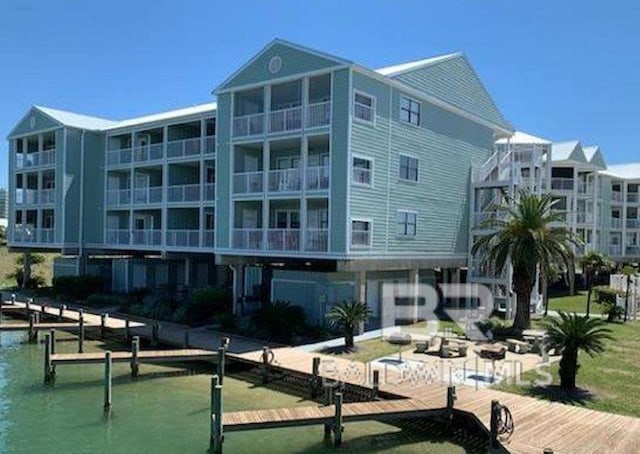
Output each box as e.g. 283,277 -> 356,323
0,187 -> 8,227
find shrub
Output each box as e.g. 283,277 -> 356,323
251,300 -> 307,343
593,286 -> 624,306
52,275 -> 105,300
184,287 -> 232,325
476,317 -> 512,340
600,301 -> 625,322
217,312 -> 237,331
86,293 -> 126,308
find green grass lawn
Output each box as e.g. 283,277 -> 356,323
0,247 -> 57,288
547,291 -> 590,314
495,320 -> 640,417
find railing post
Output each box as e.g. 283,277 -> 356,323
78,310 -> 85,353
58,304 -> 65,322
104,351 -> 112,413
333,392 -> 343,447
131,336 -> 140,378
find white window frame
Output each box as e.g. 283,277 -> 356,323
396,210 -> 417,237
352,154 -> 373,187
400,95 -> 421,126
399,154 -> 419,182
353,91 -> 376,125
351,218 -> 373,248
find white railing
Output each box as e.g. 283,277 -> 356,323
133,144 -> 163,163
268,168 -> 301,192
204,135 -> 216,154
611,218 -> 623,229
233,171 -> 263,194
551,178 -> 574,191
627,219 -> 640,229
267,229 -> 300,251
204,183 -> 215,201
233,228 -> 263,250
106,148 -> 132,166
132,187 -> 162,204
306,166 -> 330,190
305,229 -> 328,252
628,193 -> 640,204
166,229 -> 200,248
12,227 -> 55,244
306,101 -> 331,128
16,149 -> 56,169
472,150 -> 499,182
233,113 -> 265,137
576,212 -> 593,224
106,189 -> 131,206
612,191 -> 624,202
132,229 -> 162,246
609,245 -> 622,256
167,137 -> 200,159
39,188 -> 55,204
203,229 -> 215,248
577,181 -> 594,194
167,184 -> 200,203
269,106 -> 302,133
105,229 -> 130,245
16,189 -> 36,205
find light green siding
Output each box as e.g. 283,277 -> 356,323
218,42 -> 343,91
82,132 -> 106,244
390,56 -> 510,131
215,92 -> 232,248
62,129 -> 82,244
8,108 -> 60,138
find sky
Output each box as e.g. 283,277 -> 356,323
1,0 -> 639,187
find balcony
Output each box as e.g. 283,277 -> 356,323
233,228 -> 263,250
106,189 -> 132,206
609,245 -> 622,256
627,219 -> 640,230
167,138 -> 201,159
628,193 -> 640,204
167,184 -> 200,203
132,229 -> 162,246
306,102 -> 331,128
233,113 -> 265,138
204,183 -> 215,201
576,212 -> 593,224
611,218 -> 623,229
204,136 -> 216,154
133,144 -> 163,163
268,169 -> 301,193
306,166 -> 330,191
132,187 -> 162,205
626,246 -> 640,256
166,229 -> 200,248
16,149 -> 56,169
203,229 -> 215,248
107,148 -> 133,166
12,227 -> 55,244
106,229 -> 130,245
612,191 -> 624,203
267,229 -> 300,251
577,182 -> 594,194
269,106 -> 302,134
551,178 -> 574,191
233,172 -> 263,194
305,229 -> 328,252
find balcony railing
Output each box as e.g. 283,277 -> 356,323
106,189 -> 131,206
611,218 -> 623,229
204,183 -> 215,201
233,171 -> 263,194
610,245 -> 622,256
626,246 -> 640,256
203,229 -> 215,248
233,228 -> 263,250
39,188 -> 55,204
12,227 -> 55,244
577,182 -> 594,194
576,212 -> 593,224
132,229 -> 162,246
204,136 -> 216,154
628,193 -> 640,204
306,102 -> 331,128
233,113 -> 265,137
106,229 -> 130,245
306,166 -> 330,190
167,184 -> 200,203
166,229 -> 200,248
16,149 -> 56,169
167,138 -> 201,159
269,106 -> 303,133
106,148 -> 132,166
612,191 -> 624,203
134,144 -> 163,163
627,219 -> 640,229
551,178 -> 574,191
132,187 -> 162,204
268,168 -> 301,192
267,229 -> 300,251
305,228 -> 328,252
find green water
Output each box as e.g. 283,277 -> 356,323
0,328 -> 472,453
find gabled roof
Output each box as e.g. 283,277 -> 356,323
552,140 -> 588,164
375,53 -> 462,77
35,105 -> 118,130
600,163 -> 640,180
582,145 -> 607,169
496,131 -> 551,145
104,103 -> 217,131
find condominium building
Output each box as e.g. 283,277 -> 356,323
0,187 -> 8,226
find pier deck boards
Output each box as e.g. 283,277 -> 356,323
0,322 -> 95,331
51,349 -> 216,365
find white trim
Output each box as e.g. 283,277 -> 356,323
351,153 -> 374,188
352,90 -> 376,126
399,94 -> 421,127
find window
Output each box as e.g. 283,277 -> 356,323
352,156 -> 372,186
354,92 -> 375,123
399,155 -> 419,181
351,220 -> 372,247
397,211 -> 417,237
275,210 -> 300,229
400,96 -> 421,126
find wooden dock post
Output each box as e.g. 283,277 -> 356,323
333,392 -> 343,447
446,385 -> 457,429
100,313 -> 108,339
104,351 -> 112,412
34,311 -> 40,325
58,304 -> 65,322
124,319 -> 130,343
372,370 -> 380,399
28,313 -> 37,343
261,346 -> 269,384
217,347 -> 225,385
78,310 -> 85,353
490,400 -> 500,450
26,297 -> 32,312
50,329 -> 56,355
311,357 -> 321,398
10,293 -> 16,304
44,333 -> 53,383
151,321 -> 159,347
131,336 -> 140,378
210,375 -> 224,454
183,330 -> 190,348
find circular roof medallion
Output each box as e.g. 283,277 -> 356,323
268,56 -> 282,74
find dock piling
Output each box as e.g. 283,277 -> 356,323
217,347 -> 226,385
78,310 -> 85,353
151,321 -> 159,347
28,314 -> 37,343
210,375 -> 224,454
490,400 -> 500,450
372,370 -> 380,399
124,319 -> 130,343
44,333 -> 53,383
58,304 -> 65,322
333,392 -> 343,447
130,336 -> 140,378
100,313 -> 108,339
446,386 -> 457,429
10,293 -> 16,304
311,357 -> 321,398
261,346 -> 270,384
50,329 -> 56,355
26,298 -> 32,312
104,351 -> 112,412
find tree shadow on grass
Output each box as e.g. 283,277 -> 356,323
522,385 -> 595,406
318,345 -> 357,356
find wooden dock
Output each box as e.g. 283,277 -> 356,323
0,322 -> 94,331
51,349 -> 216,365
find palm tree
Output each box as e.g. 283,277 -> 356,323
542,312 -> 613,390
622,265 -> 638,322
326,300 -> 371,350
472,190 -> 578,331
578,251 -> 614,317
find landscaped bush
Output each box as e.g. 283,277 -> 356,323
183,287 -> 232,325
593,286 -> 624,306
250,300 -> 307,343
476,317 -> 512,340
128,294 -> 179,321
85,293 -> 127,308
52,275 -> 105,300
600,301 -> 625,322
